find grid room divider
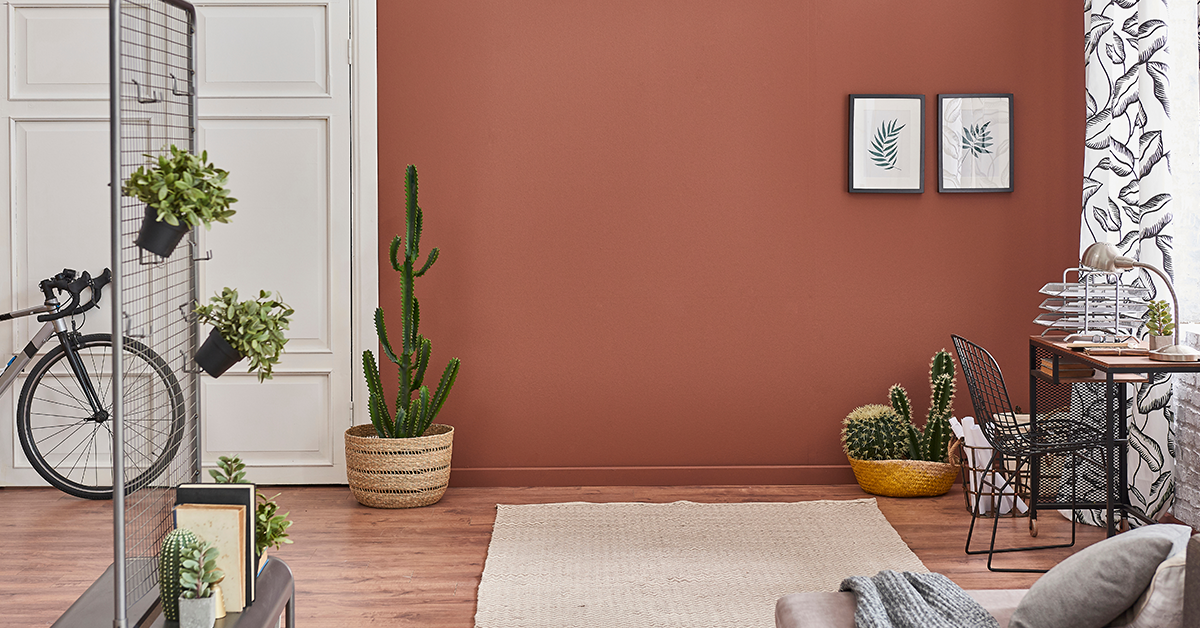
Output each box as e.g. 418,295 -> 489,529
108,1 -> 202,625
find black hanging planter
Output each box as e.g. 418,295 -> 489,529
134,205 -> 190,258
195,328 -> 243,378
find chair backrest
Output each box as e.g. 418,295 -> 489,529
951,335 -> 1025,454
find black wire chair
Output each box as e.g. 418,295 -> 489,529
951,334 -> 1110,573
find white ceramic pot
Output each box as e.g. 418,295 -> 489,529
178,596 -> 216,628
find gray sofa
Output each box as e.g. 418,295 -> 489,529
775,532 -> 1200,628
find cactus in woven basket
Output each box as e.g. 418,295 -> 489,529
842,404 -> 909,461
363,165 -> 462,438
159,528 -> 198,620
891,349 -> 956,463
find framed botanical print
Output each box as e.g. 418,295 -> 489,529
848,94 -> 925,193
938,94 -> 1013,193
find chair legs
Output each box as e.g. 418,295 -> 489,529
964,450 -> 1077,573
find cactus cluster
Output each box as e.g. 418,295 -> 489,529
890,349 -> 956,463
363,165 -> 461,438
842,404 -> 909,461
160,528 -> 198,620
840,349 -> 957,463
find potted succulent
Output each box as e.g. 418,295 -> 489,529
841,349 -> 960,497
1146,299 -> 1175,351
122,145 -> 237,258
210,454 -> 293,569
178,537 -> 225,628
347,164 -> 461,508
194,288 -> 293,380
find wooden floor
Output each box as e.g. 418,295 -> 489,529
2,483 -> 1109,627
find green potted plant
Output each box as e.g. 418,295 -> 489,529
194,288 -> 293,380
210,454 -> 293,568
841,349 -> 960,497
178,537 -> 224,628
160,528 -> 199,622
1146,299 -> 1175,351
347,164 -> 461,508
122,145 -> 237,258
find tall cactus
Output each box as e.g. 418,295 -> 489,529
159,528 -> 198,620
363,165 -> 461,438
889,349 -> 957,462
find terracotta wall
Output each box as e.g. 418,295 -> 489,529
376,1 -> 1084,486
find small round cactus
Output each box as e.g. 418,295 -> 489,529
842,404 -> 908,461
159,528 -> 198,620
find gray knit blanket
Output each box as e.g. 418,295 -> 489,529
839,571 -> 999,628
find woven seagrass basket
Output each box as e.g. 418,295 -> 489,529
344,423 -> 454,508
847,456 -> 960,498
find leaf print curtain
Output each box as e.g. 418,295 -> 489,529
1079,0 -> 1176,525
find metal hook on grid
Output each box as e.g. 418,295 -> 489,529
170,74 -> 194,97
177,349 -> 205,374
188,238 -> 213,262
130,79 -> 162,104
122,312 -> 150,339
178,302 -> 199,324
138,246 -> 167,266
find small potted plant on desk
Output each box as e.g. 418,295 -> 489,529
178,537 -> 224,628
1146,299 -> 1175,351
194,288 -> 293,380
842,349 -> 960,497
122,145 -> 237,258
210,454 -> 293,570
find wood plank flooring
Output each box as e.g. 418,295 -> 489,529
1,484 -> 1108,627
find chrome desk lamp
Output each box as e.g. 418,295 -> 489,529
1081,242 -> 1200,362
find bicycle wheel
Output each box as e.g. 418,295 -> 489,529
17,333 -> 185,499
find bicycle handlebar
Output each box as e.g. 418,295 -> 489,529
36,268 -> 112,322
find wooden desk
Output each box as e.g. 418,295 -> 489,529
53,557 -> 294,628
1029,336 -> 1200,536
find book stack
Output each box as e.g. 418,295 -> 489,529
174,484 -> 257,613
1038,358 -> 1094,379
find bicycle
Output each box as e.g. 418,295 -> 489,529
3,268 -> 185,499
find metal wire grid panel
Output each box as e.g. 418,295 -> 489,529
113,0 -> 201,616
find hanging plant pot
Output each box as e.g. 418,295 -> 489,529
134,205 -> 190,258
195,328 -> 243,378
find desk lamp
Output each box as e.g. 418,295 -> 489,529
1081,242 -> 1200,362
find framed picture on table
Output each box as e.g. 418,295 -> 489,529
848,94 -> 925,194
938,93 -> 1013,193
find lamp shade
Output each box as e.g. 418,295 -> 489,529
1081,242 -> 1137,271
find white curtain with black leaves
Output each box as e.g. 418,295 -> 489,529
1079,0 -> 1176,525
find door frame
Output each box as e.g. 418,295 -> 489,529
350,0 -> 377,438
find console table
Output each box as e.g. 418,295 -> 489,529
53,557 -> 294,628
1028,336 -> 1200,536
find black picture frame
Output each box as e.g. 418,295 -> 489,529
848,94 -> 925,194
937,93 -> 1013,193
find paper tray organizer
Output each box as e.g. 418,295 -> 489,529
1034,267 -> 1150,338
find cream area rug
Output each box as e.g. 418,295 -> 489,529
474,498 -> 927,628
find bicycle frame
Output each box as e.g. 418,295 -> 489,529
0,300 -> 107,418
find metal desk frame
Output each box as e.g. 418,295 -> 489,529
1029,336 -> 1200,536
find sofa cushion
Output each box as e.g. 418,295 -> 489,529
1008,534 -> 1173,628
1107,551 -> 1186,628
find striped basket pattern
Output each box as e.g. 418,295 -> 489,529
847,456 -> 960,498
344,423 -> 454,508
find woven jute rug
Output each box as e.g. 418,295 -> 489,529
474,498 -> 927,628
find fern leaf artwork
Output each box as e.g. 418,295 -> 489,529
962,121 -> 993,157
868,119 -> 905,170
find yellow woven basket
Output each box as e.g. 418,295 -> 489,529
847,457 -> 960,498
344,423 -> 454,508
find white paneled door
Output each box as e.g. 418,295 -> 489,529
0,0 -> 355,486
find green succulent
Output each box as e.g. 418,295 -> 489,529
1146,299 -> 1174,336
179,537 -> 224,599
256,491 -> 293,556
364,165 -> 461,438
122,145 -> 237,229
195,288 -> 294,382
209,454 -> 247,483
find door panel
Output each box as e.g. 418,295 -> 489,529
0,0 -> 353,487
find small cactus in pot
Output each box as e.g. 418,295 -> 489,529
841,404 -> 908,461
159,528 -> 198,621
